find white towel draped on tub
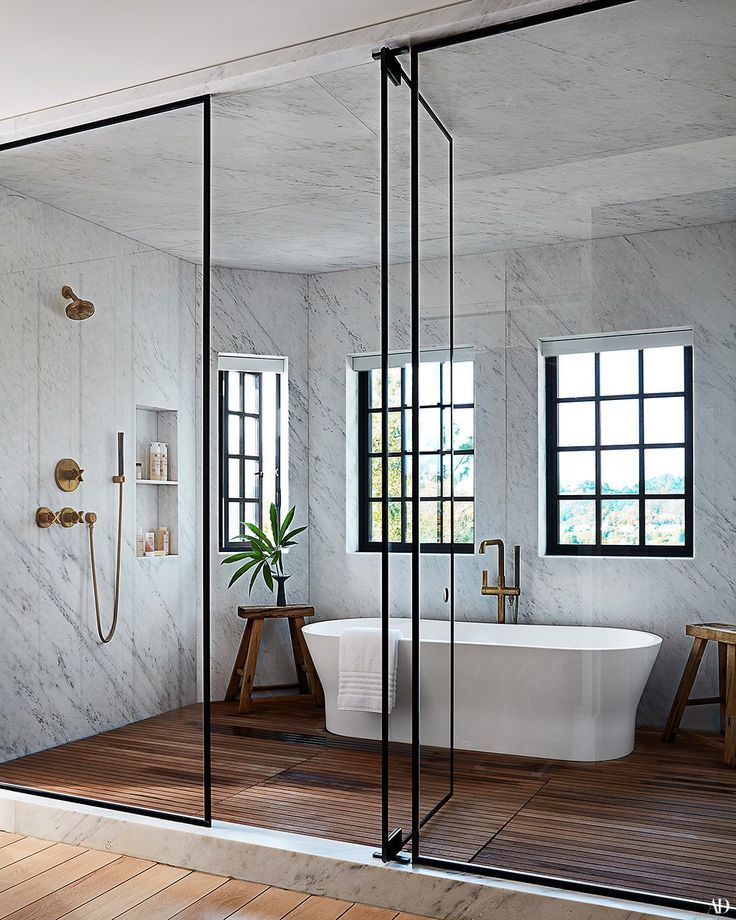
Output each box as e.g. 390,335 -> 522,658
338,626 -> 401,713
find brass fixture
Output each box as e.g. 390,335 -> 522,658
479,538 -> 521,624
59,507 -> 84,528
35,507 -> 57,528
61,285 -> 95,321
35,435 -> 126,644
55,458 -> 84,492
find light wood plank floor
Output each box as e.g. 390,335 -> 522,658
0,832 -> 435,920
1,700 -> 735,906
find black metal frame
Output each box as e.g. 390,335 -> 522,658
357,366 -> 474,554
383,0 -> 728,915
218,368 -> 283,552
545,347 -> 694,557
0,95 -> 212,829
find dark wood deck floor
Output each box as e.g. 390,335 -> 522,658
0,700 -> 734,906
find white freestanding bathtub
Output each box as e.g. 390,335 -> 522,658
302,618 -> 661,762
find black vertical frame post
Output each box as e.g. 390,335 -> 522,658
202,94 -> 212,828
410,44 -> 421,860
379,47 -> 391,861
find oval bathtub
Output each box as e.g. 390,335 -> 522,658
302,618 -> 662,762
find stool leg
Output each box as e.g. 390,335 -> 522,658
725,645 -> 736,767
295,616 -> 324,707
225,621 -> 253,702
288,618 -> 310,695
719,642 -> 727,735
238,620 -> 264,714
663,637 -> 707,742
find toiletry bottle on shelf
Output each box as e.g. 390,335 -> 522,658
136,527 -> 145,557
160,443 -> 168,481
149,442 -> 161,481
144,531 -> 155,556
135,462 -> 142,480
155,527 -> 170,556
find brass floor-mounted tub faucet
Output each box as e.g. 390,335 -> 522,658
479,538 -> 521,623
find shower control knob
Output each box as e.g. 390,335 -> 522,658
35,507 -> 58,528
84,512 -> 97,525
58,507 -> 84,528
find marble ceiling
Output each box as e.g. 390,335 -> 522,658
0,0 -> 733,274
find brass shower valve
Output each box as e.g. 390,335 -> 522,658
35,506 -> 90,528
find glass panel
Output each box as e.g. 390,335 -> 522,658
418,407 -> 441,450
600,398 -> 639,445
370,369 -> 382,408
228,414 -> 242,454
243,459 -> 259,499
645,498 -> 686,545
419,501 -> 441,542
558,450 -> 596,495
419,362 -> 441,405
227,459 -> 241,499
243,373 -> 259,413
228,502 -> 244,543
370,501 -> 382,542
419,455 -> 441,496
388,366 -> 403,407
370,412 -> 382,452
244,416 -> 259,455
454,500 -> 474,543
558,402 -> 595,447
601,449 -> 639,494
388,501 -> 403,542
370,457 -> 382,498
444,407 -> 473,450
388,410 -> 402,452
387,457 -> 403,497
227,371 -> 242,411
599,349 -> 639,396
601,499 -> 639,545
444,454 -> 474,497
404,454 -> 413,497
645,447 -> 685,494
559,499 -> 596,545
644,396 -> 684,444
557,352 -> 594,398
643,345 -> 684,393
260,372 -> 279,513
453,360 -> 473,403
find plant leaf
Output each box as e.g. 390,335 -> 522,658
249,562 -> 265,594
270,503 -> 280,544
278,506 -> 295,542
221,550 -> 259,566
244,522 -> 274,550
263,565 -> 274,591
283,525 -> 307,542
228,558 -> 261,588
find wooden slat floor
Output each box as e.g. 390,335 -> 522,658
0,700 -> 734,906
0,832 -> 435,919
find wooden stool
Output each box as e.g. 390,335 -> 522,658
663,622 -> 736,766
224,605 -> 324,713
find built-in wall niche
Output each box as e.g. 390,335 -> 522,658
135,405 -> 178,558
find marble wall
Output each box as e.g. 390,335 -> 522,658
307,220 -> 736,730
203,266 -> 310,699
0,186 -> 199,761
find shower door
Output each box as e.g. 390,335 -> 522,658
379,47 -> 456,861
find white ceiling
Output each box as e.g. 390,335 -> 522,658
0,0 -> 734,274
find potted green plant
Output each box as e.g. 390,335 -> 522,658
221,503 -> 306,607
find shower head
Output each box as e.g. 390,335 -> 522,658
62,285 -> 95,321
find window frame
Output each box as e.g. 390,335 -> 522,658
218,368 -> 282,553
357,362 -> 475,554
544,345 -> 693,557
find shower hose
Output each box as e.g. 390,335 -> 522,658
87,478 -> 124,644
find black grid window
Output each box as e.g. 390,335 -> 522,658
358,361 -> 475,553
545,344 -> 693,557
219,368 -> 281,552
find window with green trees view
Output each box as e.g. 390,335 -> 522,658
544,335 -> 693,557
358,359 -> 474,551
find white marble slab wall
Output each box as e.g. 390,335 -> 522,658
202,266 -> 310,699
0,186 -> 199,761
307,221 -> 736,730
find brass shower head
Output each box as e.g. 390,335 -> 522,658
62,285 -> 95,321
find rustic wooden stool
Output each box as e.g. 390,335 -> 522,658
663,622 -> 736,766
224,605 -> 324,713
